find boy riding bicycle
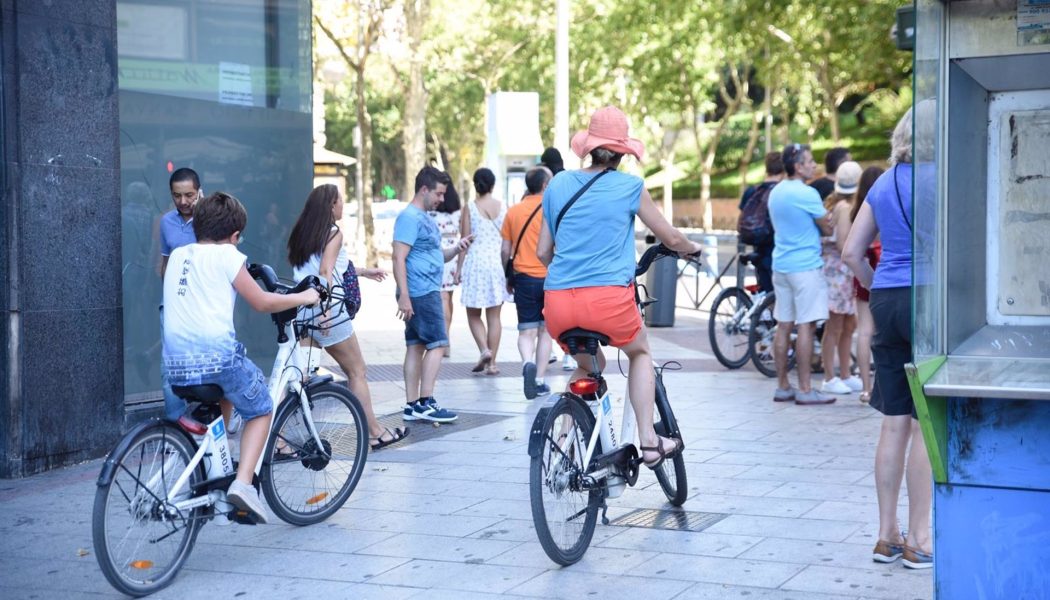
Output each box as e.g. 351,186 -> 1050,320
162,192 -> 319,523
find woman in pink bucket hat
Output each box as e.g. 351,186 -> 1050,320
536,105 -> 702,469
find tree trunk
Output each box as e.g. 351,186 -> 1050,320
738,106 -> 761,196
355,66 -> 378,267
818,59 -> 840,143
401,0 -> 429,200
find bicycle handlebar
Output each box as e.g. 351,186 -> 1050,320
635,243 -> 701,278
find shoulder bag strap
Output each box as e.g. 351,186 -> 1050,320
554,168 -> 613,235
892,165 -> 913,232
509,204 -> 543,264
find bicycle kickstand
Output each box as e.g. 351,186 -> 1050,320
600,500 -> 610,525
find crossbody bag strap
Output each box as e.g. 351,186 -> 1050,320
510,204 -> 542,264
892,165 -> 913,232
554,168 -> 613,235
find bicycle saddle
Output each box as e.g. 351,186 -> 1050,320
171,384 -> 224,403
558,328 -> 610,356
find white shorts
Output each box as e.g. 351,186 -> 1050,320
772,268 -> 829,324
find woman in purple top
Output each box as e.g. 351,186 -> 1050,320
843,104 -> 934,570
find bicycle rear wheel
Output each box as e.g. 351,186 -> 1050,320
530,395 -> 601,566
653,378 -> 688,506
93,421 -> 204,597
708,287 -> 753,369
261,383 -> 368,525
748,293 -> 796,377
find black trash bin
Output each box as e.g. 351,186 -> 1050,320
643,241 -> 678,327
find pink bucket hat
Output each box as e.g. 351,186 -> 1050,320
570,106 -> 645,160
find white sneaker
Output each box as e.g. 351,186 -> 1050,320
821,377 -> 852,395
227,480 -> 270,524
842,376 -> 864,392
226,410 -> 243,434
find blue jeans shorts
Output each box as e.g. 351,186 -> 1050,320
403,290 -> 449,350
166,344 -> 271,420
513,273 -> 545,330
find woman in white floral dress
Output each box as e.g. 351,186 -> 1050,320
457,168 -> 512,374
429,175 -> 462,357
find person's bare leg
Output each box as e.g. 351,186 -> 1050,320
465,307 -> 489,357
774,321 -> 795,391
822,313 -> 843,382
403,344 -> 424,404
220,399 -> 233,427
570,348 -> 605,383
485,305 -> 503,364
441,291 -> 454,357
517,328 -> 537,363
795,322 -> 816,392
875,414 -> 911,543
536,328 -> 552,380
856,301 -> 874,393
619,329 -> 676,461
235,414 -> 272,485
418,346 -> 445,398
839,314 -> 856,380
325,336 -> 383,437
905,419 -> 933,554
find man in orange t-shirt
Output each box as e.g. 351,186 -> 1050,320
501,166 -> 553,399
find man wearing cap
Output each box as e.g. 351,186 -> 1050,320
767,143 -> 835,405
819,160 -> 865,396
536,105 -> 701,469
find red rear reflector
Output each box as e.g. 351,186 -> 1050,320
744,284 -> 759,293
177,415 -> 207,436
569,378 -> 599,395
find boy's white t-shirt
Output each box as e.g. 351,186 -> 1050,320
162,243 -> 246,368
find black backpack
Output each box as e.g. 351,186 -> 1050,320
737,182 -> 775,245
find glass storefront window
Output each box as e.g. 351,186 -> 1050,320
119,0 -> 313,404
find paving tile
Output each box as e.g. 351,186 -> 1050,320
707,451 -> 832,468
487,541 -> 659,574
509,569 -> 693,600
356,532 -> 522,562
738,537 -> 878,568
781,565 -> 932,599
326,507 -> 503,537
466,518 -> 625,545
683,493 -> 820,518
596,526 -> 762,558
346,490 -> 483,514
736,465 -> 870,485
642,553 -> 806,587
367,558 -> 545,594
671,581 -> 861,600
187,543 -> 410,582
765,482 -> 876,503
705,515 -> 863,543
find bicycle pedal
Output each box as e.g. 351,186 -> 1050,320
230,510 -> 259,525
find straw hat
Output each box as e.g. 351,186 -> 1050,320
834,161 -> 863,195
570,106 -> 645,160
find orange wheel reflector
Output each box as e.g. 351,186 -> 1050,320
306,492 -> 329,505
130,560 -> 154,570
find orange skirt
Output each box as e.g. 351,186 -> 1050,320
544,285 -> 642,352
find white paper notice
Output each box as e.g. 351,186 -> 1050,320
218,62 -> 253,107
1018,0 -> 1050,45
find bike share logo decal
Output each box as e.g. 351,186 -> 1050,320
602,396 -> 612,414
211,420 -> 226,440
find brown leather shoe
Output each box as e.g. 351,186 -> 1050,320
902,546 -> 933,569
872,539 -> 905,563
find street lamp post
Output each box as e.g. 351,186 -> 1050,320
555,0 -> 570,160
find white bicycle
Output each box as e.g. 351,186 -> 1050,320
528,244 -> 694,565
92,264 -> 368,596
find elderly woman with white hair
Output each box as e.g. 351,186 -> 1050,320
843,103 -> 934,570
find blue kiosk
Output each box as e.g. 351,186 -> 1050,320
907,1 -> 1050,597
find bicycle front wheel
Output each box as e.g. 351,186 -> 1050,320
530,395 -> 601,566
261,383 -> 368,525
708,287 -> 753,369
653,378 -> 688,506
92,421 -> 204,597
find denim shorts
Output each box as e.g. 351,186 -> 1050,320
404,291 -> 449,350
513,273 -> 545,330
166,344 -> 271,420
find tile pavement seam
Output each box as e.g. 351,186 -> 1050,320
182,556 -> 415,582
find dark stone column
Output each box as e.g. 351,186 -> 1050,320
1,0 -> 123,477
